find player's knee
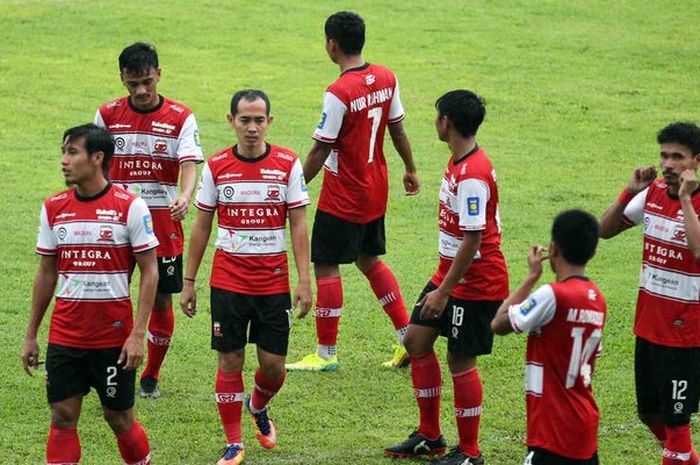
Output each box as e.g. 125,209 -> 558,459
218,349 -> 245,372
447,352 -> 476,373
50,404 -> 79,429
355,254 -> 378,274
403,331 -> 429,355
154,292 -> 172,310
103,408 -> 134,433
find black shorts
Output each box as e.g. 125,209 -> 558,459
525,448 -> 599,465
157,255 -> 183,294
210,287 -> 292,356
46,344 -> 135,411
311,210 -> 386,264
410,282 -> 500,356
635,336 -> 700,425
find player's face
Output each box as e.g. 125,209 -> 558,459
228,98 -> 272,155
659,142 -> 699,186
61,137 -> 101,186
121,67 -> 161,111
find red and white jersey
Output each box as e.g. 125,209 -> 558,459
623,179 -> 700,347
312,63 -> 404,223
508,277 -> 607,459
94,95 -> 204,257
36,185 -> 158,349
430,147 -> 509,300
194,144 -> 310,295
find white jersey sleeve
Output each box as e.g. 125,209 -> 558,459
94,110 -> 106,128
287,159 -> 311,209
177,113 -> 204,163
127,198 -> 159,253
622,187 -> 649,225
508,284 -> 557,333
312,91 -> 347,144
387,78 -> 405,123
36,204 -> 57,255
457,178 -> 490,231
194,162 -> 218,212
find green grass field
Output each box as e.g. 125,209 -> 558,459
2,0 -> 700,463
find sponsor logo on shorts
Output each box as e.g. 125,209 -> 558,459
213,321 -> 223,337
166,265 -> 175,276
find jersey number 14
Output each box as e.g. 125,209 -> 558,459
566,327 -> 601,389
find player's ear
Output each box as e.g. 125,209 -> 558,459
548,240 -> 558,258
267,115 -> 274,126
91,150 -> 104,169
226,114 -> 235,126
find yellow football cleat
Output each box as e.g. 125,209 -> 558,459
285,353 -> 339,372
382,344 -> 410,368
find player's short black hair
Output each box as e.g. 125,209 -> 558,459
119,42 -> 159,75
435,90 -> 486,138
230,89 -> 271,116
657,122 -> 700,155
551,209 -> 599,266
62,124 -> 115,176
325,11 -> 365,55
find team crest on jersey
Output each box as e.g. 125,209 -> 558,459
365,74 -> 376,85
588,289 -> 597,301
98,225 -> 114,242
520,297 -> 537,316
467,197 -> 480,216
672,225 -> 687,242
266,185 -> 280,201
317,112 -> 328,129
153,139 -> 168,155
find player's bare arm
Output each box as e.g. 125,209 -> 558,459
303,140 -> 332,182
289,206 -> 312,318
599,165 -> 657,238
21,255 -> 57,376
420,230 -> 481,320
388,121 -> 420,195
678,170 -> 700,261
491,245 -> 548,335
180,208 -> 215,317
170,160 -> 197,221
119,248 -> 158,370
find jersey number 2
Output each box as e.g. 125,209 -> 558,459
566,327 -> 601,388
367,107 -> 382,163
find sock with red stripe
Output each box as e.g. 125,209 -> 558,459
115,421 -> 150,465
47,425 -> 80,465
251,368 -> 286,412
315,276 -> 343,356
141,303 -> 174,381
216,369 -> 244,444
411,351 -> 442,440
363,260 -> 409,337
453,367 -> 483,457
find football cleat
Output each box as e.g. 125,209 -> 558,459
433,447 -> 484,465
384,431 -> 447,458
285,353 -> 339,372
381,344 -> 410,368
139,376 -> 161,399
245,395 -> 277,449
217,444 -> 245,465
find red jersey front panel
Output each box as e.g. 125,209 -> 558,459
312,63 -> 404,223
430,148 -> 509,300
623,180 -> 700,347
509,277 -> 607,459
36,185 -> 158,349
194,144 -> 310,295
95,96 -> 204,256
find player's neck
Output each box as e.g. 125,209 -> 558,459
449,137 -> 477,162
554,262 -> 587,282
75,176 -> 109,198
235,142 -> 267,159
338,55 -> 365,73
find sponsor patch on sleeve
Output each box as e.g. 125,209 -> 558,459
300,173 -> 308,192
467,197 -> 480,216
520,297 -> 537,316
194,130 -> 201,147
317,112 -> 327,130
143,214 -> 154,235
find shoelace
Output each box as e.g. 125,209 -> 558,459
254,408 -> 271,435
222,444 -> 243,459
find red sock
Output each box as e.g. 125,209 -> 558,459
411,351 -> 442,440
141,303 -> 174,381
363,260 -> 409,331
115,421 -> 150,465
47,426 -> 80,465
663,423 -> 693,464
647,422 -> 668,447
691,448 -> 700,465
315,276 -> 342,347
453,368 -> 483,457
251,368 -> 286,411
216,369 -> 244,444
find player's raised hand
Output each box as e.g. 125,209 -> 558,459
293,280 -> 312,319
169,194 -> 190,221
180,281 -> 197,317
118,332 -> 144,370
627,166 -> 657,194
679,170 -> 699,199
419,288 -> 449,320
403,171 -> 420,196
527,245 -> 548,281
21,336 -> 41,376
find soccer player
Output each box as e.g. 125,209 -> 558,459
94,41 -> 204,398
21,124 -> 158,465
600,122 -> 700,465
384,90 -> 508,465
491,210 -> 606,465
179,90 -> 312,465
285,11 -> 420,372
